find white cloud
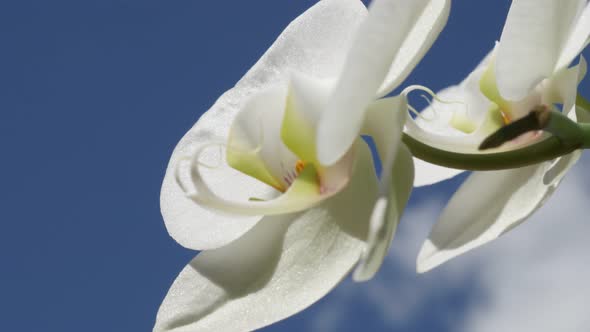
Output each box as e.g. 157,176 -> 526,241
462,154 -> 590,332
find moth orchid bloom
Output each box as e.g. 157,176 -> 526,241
410,0 -> 590,273
155,0 -> 450,330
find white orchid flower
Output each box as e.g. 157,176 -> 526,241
155,0 -> 450,331
409,0 -> 590,273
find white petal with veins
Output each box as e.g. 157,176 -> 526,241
555,1 -> 590,70
154,142 -> 378,332
377,0 -> 451,97
417,151 -> 581,273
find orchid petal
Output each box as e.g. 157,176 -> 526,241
160,0 -> 367,250
479,56 -> 510,111
405,87 -> 472,185
405,88 -> 495,154
413,158 -> 464,187
496,0 -> 585,100
318,0 -> 449,166
281,73 -> 357,192
417,152 -> 581,273
353,97 -> 413,281
547,56 -> 587,121
354,146 -> 414,281
407,51 -> 498,185
227,84 -> 295,191
377,0 -> 451,97
406,49 -> 497,153
154,143 -> 378,332
460,48 -> 498,122
556,2 -> 590,70
362,97 -> 408,174
413,47 -> 496,130
281,73 -> 334,166
411,85 -> 479,139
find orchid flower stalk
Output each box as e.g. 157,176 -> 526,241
407,0 -> 590,272
154,0 -> 450,331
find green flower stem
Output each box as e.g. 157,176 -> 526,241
402,134 -> 577,171
545,109 -> 586,147
402,95 -> 590,171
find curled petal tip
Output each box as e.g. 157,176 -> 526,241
416,240 -> 440,274
352,197 -> 389,282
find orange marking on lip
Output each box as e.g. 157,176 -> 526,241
271,183 -> 286,192
295,160 -> 306,174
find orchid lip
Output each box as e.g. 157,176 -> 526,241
173,144 -> 323,216
174,131 -> 357,217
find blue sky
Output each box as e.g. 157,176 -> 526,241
2,1 -> 590,331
